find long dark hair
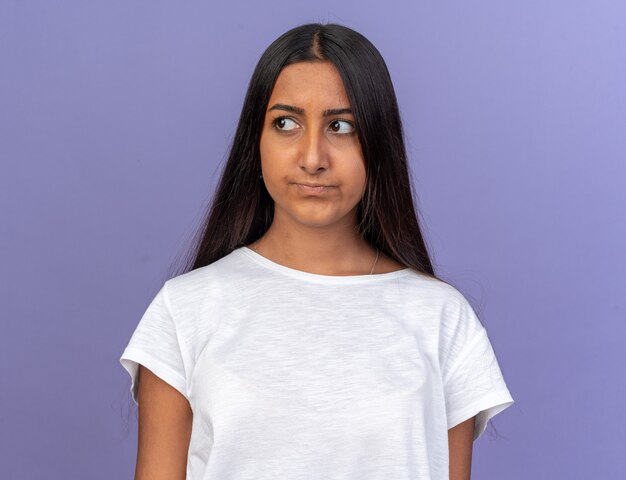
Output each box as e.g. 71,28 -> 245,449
169,22 -> 442,282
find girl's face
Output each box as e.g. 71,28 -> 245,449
259,61 -> 366,229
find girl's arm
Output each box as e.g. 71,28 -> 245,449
134,365 -> 193,480
448,415 -> 476,480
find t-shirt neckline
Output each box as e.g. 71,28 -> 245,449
238,246 -> 411,284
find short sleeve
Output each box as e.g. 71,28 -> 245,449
119,281 -> 188,405
441,294 -> 514,441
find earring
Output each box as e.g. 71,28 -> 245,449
259,174 -> 263,179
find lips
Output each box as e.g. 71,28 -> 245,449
294,183 -> 336,194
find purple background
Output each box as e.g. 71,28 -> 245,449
1,1 -> 624,478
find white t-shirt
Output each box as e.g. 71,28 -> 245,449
120,246 -> 514,479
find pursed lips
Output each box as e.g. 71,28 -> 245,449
293,182 -> 337,194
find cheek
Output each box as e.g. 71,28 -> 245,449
345,159 -> 367,199
260,130 -> 289,168
259,140 -> 290,202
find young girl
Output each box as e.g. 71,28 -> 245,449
120,22 -> 514,480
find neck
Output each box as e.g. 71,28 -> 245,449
250,208 -> 379,276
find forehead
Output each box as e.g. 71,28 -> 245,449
269,61 -> 351,108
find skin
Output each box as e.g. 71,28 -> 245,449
250,60 -> 404,275
448,416 -> 476,479
133,60 -> 474,479
134,366 -> 192,480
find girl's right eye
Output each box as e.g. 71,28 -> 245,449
271,116 -> 299,132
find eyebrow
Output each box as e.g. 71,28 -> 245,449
268,103 -> 353,117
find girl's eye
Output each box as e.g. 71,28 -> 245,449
271,116 -> 356,135
272,117 -> 299,132
329,119 -> 355,135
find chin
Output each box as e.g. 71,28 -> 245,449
287,207 -> 347,228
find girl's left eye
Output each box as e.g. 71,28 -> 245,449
329,119 -> 355,134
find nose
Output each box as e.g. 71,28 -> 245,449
298,127 -> 329,175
